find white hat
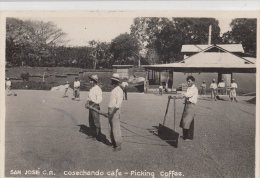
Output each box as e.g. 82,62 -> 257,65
111,73 -> 121,83
89,75 -> 98,83
212,79 -> 215,81
232,78 -> 235,81
66,81 -> 69,84
7,78 -> 9,80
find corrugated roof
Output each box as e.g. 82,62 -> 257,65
181,52 -> 248,64
243,57 -> 256,64
143,45 -> 256,73
181,44 -> 244,53
143,63 -> 255,68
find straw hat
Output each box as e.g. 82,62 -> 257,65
89,75 -> 98,83
111,73 -> 121,83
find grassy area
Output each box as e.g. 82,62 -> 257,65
6,67 -> 142,92
6,67 -> 256,94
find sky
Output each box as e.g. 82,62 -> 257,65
19,16 -> 233,47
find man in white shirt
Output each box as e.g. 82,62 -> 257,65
6,78 -> 12,96
170,76 -> 198,141
87,75 -> 103,140
121,80 -> 129,100
159,83 -> 163,95
230,79 -> 238,102
210,79 -> 218,101
218,79 -> 225,95
107,73 -> 124,151
73,77 -> 80,100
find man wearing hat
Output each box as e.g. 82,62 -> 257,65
107,73 -> 124,151
6,78 -> 12,96
217,79 -> 225,95
210,79 -> 217,101
87,75 -> 103,140
230,79 -> 238,102
73,77 -> 80,100
200,81 -> 206,98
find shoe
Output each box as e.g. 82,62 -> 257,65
113,146 -> 122,152
103,141 -> 113,147
86,136 -> 96,140
184,139 -> 192,141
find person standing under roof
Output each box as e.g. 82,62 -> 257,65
218,79 -> 225,95
229,79 -> 238,102
210,79 -> 217,101
200,81 -> 206,98
107,73 -> 124,151
87,75 -> 103,140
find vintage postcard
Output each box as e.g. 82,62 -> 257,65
0,9 -> 259,178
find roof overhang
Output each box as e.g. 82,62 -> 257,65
142,63 -> 256,73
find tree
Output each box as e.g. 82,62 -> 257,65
110,33 -> 140,66
222,18 -> 256,56
6,17 -> 68,67
88,40 -> 111,69
131,17 -> 221,63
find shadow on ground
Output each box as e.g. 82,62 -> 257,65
148,125 -> 179,148
78,124 -> 112,146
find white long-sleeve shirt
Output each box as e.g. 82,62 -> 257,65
88,85 -> 103,104
184,84 -> 198,104
108,86 -> 123,108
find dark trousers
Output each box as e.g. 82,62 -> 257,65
89,103 -> 101,138
182,119 -> 194,140
123,88 -> 127,100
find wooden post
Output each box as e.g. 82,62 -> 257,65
159,71 -> 161,84
144,70 -> 148,93
218,72 -> 222,84
43,72 -> 45,82
174,98 -> 176,131
172,70 -> 174,92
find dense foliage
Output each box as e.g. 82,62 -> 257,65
222,18 -> 256,56
6,17 -> 257,68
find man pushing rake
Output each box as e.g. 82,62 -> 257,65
6,78 -> 17,96
169,76 -> 198,141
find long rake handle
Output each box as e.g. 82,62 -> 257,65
7,87 -> 16,95
173,98 -> 176,131
163,97 -> 171,125
85,103 -> 108,117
